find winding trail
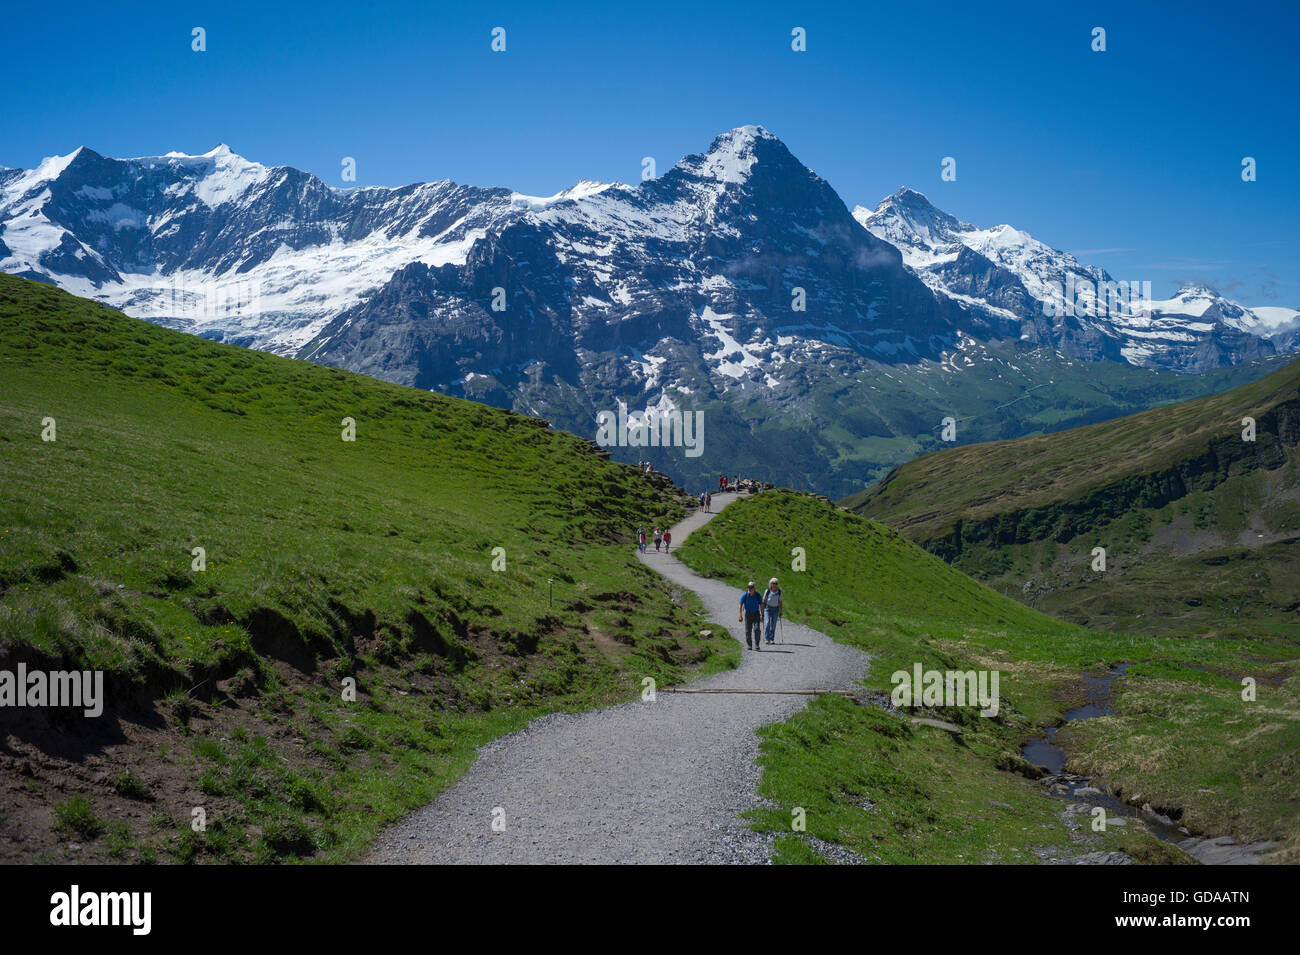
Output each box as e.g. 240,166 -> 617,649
366,491 -> 872,864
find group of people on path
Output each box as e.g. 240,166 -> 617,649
635,526 -> 671,553
716,474 -> 762,493
738,578 -> 784,650
638,487 -> 785,652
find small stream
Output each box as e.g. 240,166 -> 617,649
1020,664 -> 1279,862
1021,664 -> 1129,775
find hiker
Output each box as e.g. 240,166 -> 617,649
705,492 -> 712,512
738,581 -> 763,650
653,527 -> 662,552
761,577 -> 783,645
637,527 -> 647,553
699,491 -> 705,510
663,529 -> 671,552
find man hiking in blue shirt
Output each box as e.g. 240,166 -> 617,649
738,581 -> 763,650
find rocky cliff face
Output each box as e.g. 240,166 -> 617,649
302,128 -> 963,399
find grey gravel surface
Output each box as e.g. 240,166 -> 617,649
366,491 -> 872,864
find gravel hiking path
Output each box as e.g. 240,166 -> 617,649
365,491 -> 872,864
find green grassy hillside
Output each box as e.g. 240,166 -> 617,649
0,274 -> 737,863
845,355 -> 1300,637
4,272 -> 1293,865
676,491 -> 1299,863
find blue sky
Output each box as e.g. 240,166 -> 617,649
2,0 -> 1296,303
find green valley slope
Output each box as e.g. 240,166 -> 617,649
845,355 -> 1300,638
0,274 -> 738,863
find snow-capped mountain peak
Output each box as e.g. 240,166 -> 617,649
508,178 -> 615,210
879,186 -> 972,228
1147,284 -> 1225,316
678,124 -> 783,184
164,145 -> 272,208
1138,283 -> 1281,337
854,188 -> 973,266
1,147 -> 89,203
40,145 -> 89,173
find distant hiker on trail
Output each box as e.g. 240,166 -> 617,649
739,581 -> 763,650
637,527 -> 647,553
705,492 -> 712,512
762,577 -> 783,645
663,529 -> 672,552
699,492 -> 706,510
653,527 -> 663,552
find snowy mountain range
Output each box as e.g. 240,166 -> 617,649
853,188 -> 1298,371
299,127 -> 957,401
2,126 -> 1295,494
0,144 -> 541,353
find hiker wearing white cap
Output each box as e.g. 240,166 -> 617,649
762,577 -> 783,645
738,581 -> 763,650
